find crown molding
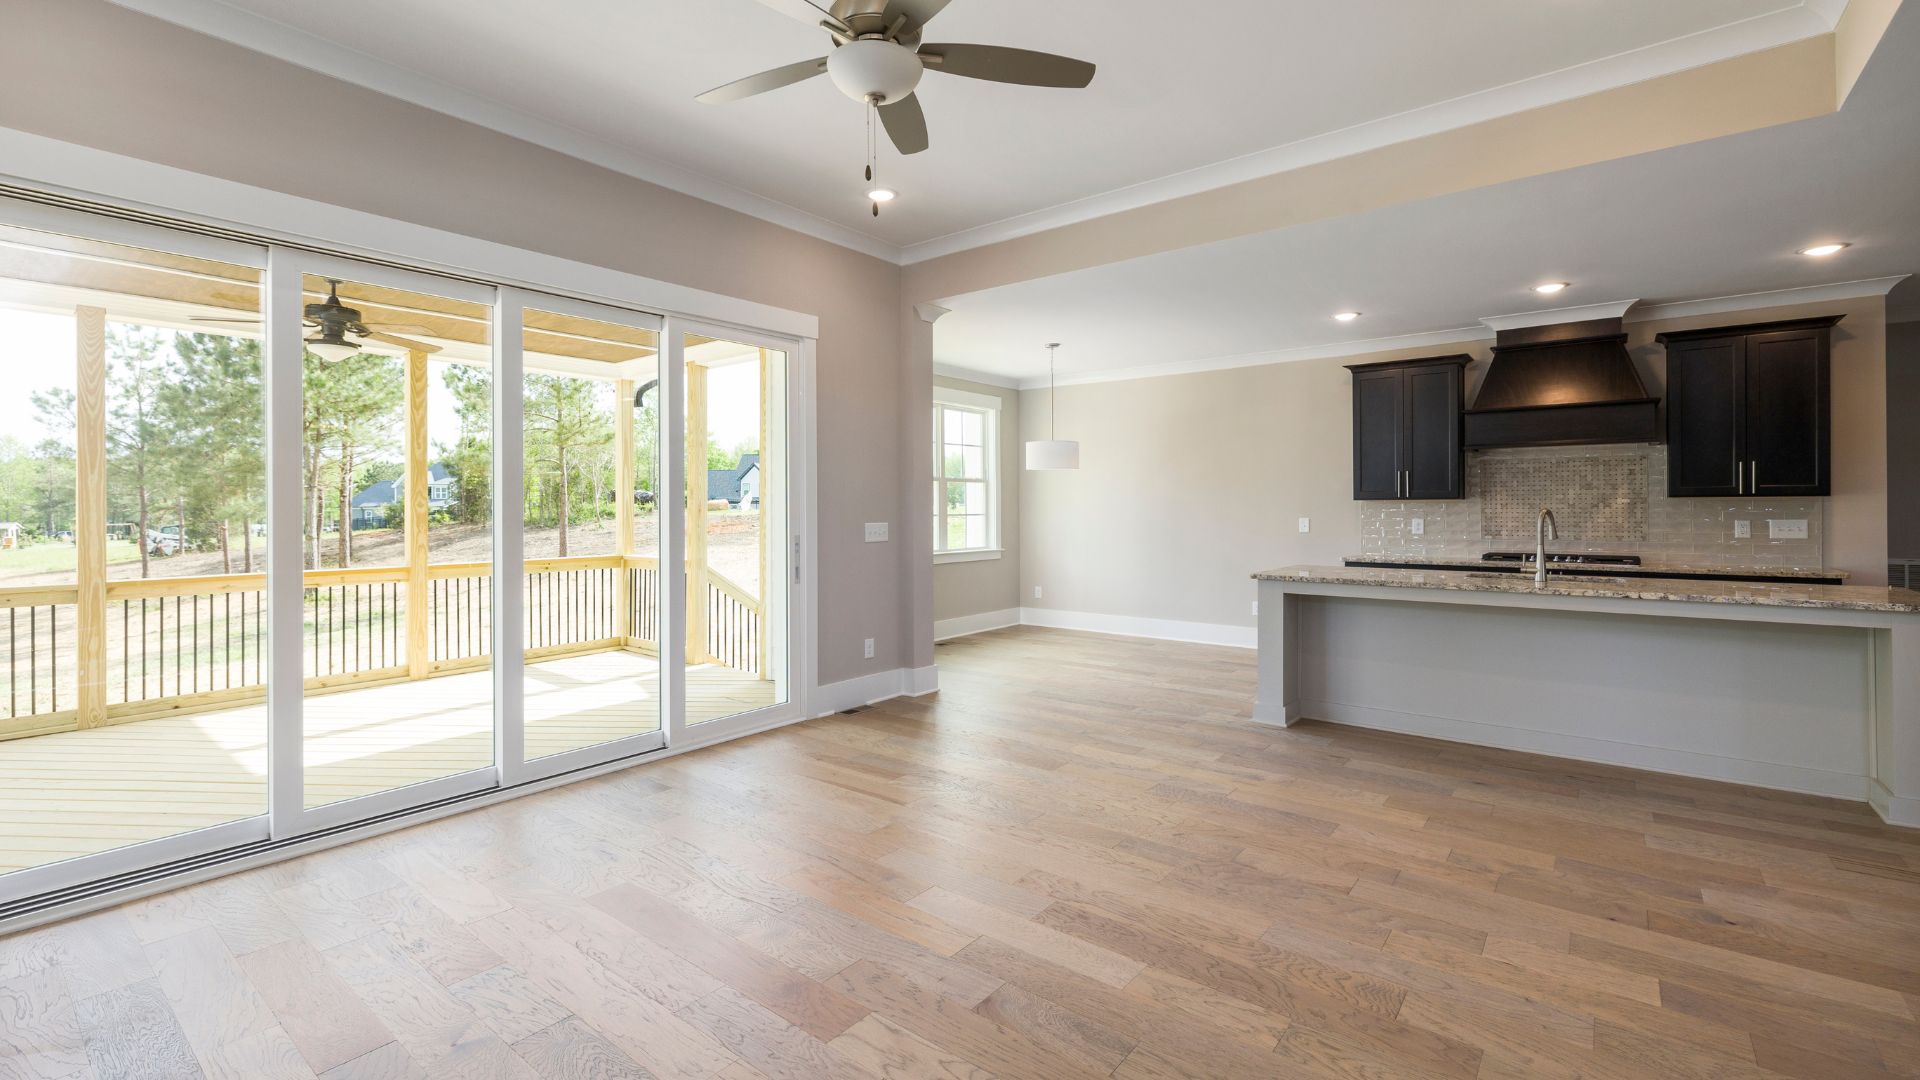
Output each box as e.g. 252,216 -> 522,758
1481,299 -> 1641,332
975,274 -> 1909,391
1005,326 -> 1496,391
104,0 -> 902,264
897,5 -> 1834,264
932,363 -> 1021,390
1631,275 -> 1910,321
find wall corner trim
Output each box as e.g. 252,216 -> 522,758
915,303 -> 954,324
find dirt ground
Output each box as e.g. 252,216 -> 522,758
0,512 -> 765,596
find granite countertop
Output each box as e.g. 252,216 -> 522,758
1341,554 -> 1848,581
1254,564 -> 1920,614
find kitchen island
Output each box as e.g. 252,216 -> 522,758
1254,565 -> 1920,825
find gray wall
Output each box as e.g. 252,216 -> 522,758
932,375 -> 1021,625
0,0 -> 909,685
1893,320 -> 1920,559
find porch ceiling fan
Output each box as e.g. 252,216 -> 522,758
191,279 -> 442,360
698,0 -> 1097,157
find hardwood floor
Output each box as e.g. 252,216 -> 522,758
6,624 -> 1920,1078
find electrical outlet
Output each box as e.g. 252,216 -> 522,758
1032,585 -> 1042,600
863,638 -> 875,659
1251,600 -> 1259,617
1733,519 -> 1751,539
863,522 -> 888,543
1298,517 -> 1310,533
1769,518 -> 1809,540
1411,517 -> 1425,536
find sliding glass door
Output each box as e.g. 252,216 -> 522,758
0,198 -> 811,910
676,325 -> 794,738
505,293 -> 668,782
0,201 -> 274,900
270,252 -> 501,834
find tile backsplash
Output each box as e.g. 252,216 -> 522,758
1357,444 -> 1825,569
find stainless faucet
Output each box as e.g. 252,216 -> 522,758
1535,508 -> 1558,585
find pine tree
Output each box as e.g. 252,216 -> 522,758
161,333 -> 265,574
106,326 -> 170,578
524,373 -> 612,557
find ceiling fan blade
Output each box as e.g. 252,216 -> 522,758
884,0 -> 951,41
696,57 -> 829,104
879,92 -> 930,155
753,0 -> 852,35
362,331 -> 442,354
920,44 -> 1095,88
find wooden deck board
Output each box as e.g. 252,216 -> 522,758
0,652 -> 774,873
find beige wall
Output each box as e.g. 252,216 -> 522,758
1019,296 -> 1890,632
1892,321 -> 1920,559
0,0 -> 907,684
932,376 -> 1021,624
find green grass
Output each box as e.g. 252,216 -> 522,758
0,540 -> 146,575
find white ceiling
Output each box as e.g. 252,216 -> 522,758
118,0 -> 1838,260
934,3 -> 1920,386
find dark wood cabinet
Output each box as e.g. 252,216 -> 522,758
1657,317 -> 1839,498
1346,356 -> 1470,500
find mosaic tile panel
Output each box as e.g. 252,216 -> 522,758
1355,444 -> 1826,570
1478,452 -> 1646,542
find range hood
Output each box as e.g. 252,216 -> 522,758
1463,300 -> 1659,449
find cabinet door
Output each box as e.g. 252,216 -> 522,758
1666,337 -> 1744,497
1352,369 -> 1404,499
1745,329 -> 1829,496
1404,364 -> 1463,499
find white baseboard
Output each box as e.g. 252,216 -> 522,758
1869,778 -> 1920,827
1299,698 -> 1870,804
932,605 -> 1256,648
934,608 -> 1022,642
812,667 -> 928,716
1018,607 -> 1256,649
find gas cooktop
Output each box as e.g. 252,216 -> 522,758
1481,552 -> 1643,566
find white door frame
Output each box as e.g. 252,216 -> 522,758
668,317 -> 816,746
498,288 -> 671,786
268,249 -> 501,838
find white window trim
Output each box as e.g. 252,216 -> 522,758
933,385 -> 1002,563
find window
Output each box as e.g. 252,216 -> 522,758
933,387 -> 1000,562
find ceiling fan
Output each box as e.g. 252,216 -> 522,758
699,0 -> 1096,162
192,279 -> 442,360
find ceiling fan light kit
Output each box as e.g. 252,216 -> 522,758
700,0 -> 1096,213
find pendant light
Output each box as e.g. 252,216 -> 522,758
1025,343 -> 1079,470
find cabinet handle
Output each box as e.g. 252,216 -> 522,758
1737,461 -> 1745,496
1750,460 -> 1757,493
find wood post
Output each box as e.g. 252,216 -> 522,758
685,359 -> 709,665
614,377 -> 635,641
404,349 -> 430,680
75,305 -> 108,728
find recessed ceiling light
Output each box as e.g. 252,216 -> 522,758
867,187 -> 897,203
1533,282 -> 1570,295
1799,242 -> 1849,257
1332,311 -> 1361,322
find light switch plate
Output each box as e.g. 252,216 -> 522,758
1298,517 -> 1310,533
1411,517 -> 1425,536
864,522 -> 888,543
1768,518 -> 1809,540
1733,519 -> 1751,539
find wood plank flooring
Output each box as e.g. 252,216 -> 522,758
6,624 -> 1920,1078
0,652 -> 774,873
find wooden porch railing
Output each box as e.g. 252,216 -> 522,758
0,553 -> 764,738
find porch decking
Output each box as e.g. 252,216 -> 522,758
0,651 -> 773,874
